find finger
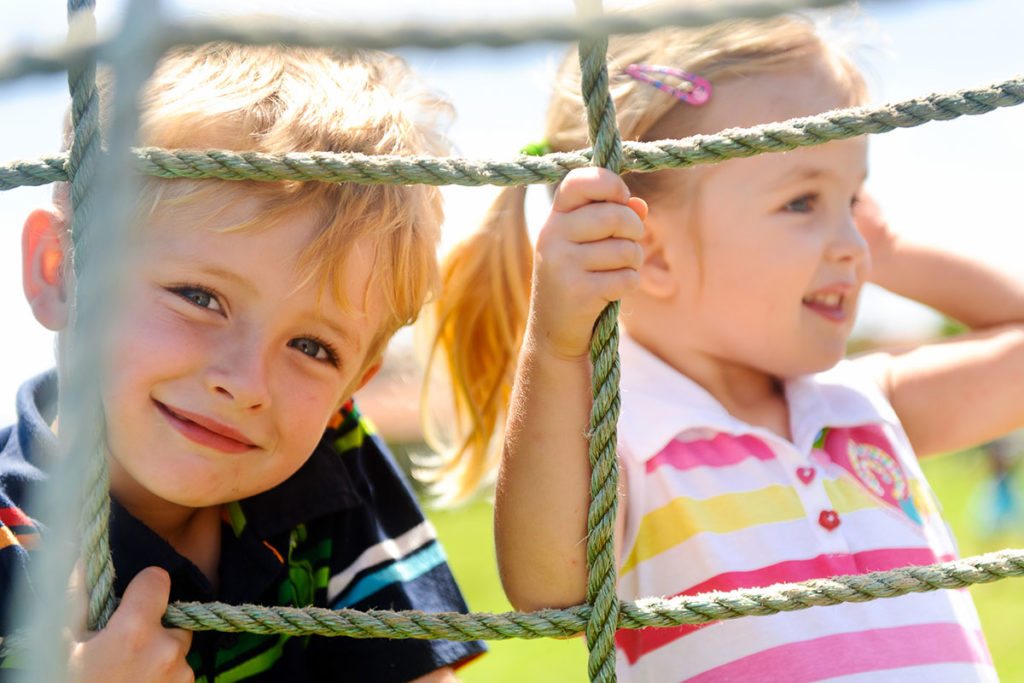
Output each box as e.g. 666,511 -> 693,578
587,268 -> 642,303
552,167 -> 631,213
165,624 -> 194,656
627,196 -> 648,222
556,203 -> 645,244
574,239 -> 644,273
113,566 -> 173,627
66,560 -> 88,639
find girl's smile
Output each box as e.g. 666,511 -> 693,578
802,283 -> 857,323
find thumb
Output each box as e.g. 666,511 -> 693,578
112,567 -> 172,626
627,196 -> 648,222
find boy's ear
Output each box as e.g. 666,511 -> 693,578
22,208 -> 70,331
637,215 -> 677,300
354,360 -> 383,393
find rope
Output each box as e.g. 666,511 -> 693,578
3,75 -> 1021,191
576,0 -> 622,678
66,0 -> 117,634
158,549 -> 1024,639
0,0 -> 857,84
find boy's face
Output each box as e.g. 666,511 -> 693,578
93,194 -> 384,514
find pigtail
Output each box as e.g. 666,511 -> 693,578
420,186 -> 532,504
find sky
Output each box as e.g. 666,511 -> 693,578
0,0 -> 1022,423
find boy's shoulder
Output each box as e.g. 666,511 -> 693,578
0,371 -> 54,635
0,369 -> 56,518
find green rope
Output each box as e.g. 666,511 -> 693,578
157,549 -> 1024,639
576,1 -> 623,680
66,0 -> 117,634
3,75 -> 1022,191
0,0 -> 856,84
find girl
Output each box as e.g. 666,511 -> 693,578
428,15 -> 1020,681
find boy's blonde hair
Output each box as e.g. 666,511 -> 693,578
58,43 -> 452,368
424,15 -> 867,503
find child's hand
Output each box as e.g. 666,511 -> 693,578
531,167 -> 647,360
853,190 -> 896,285
69,567 -> 194,683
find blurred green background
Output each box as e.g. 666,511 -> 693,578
421,448 -> 1024,682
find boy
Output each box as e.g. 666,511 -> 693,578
0,44 -> 484,681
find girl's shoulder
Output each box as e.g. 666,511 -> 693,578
789,355 -> 902,433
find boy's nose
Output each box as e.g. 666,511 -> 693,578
205,343 -> 271,410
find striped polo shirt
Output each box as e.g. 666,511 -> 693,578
615,336 -> 995,682
0,370 -> 485,681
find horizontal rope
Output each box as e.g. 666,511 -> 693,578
0,0 -> 857,85
2,75 -> 1021,192
162,548 -> 1024,640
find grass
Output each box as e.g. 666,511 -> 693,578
425,448 -> 1023,682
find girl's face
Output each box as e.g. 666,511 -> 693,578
643,60 -> 869,378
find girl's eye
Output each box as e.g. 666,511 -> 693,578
288,337 -> 339,366
783,194 -> 817,214
171,285 -> 223,313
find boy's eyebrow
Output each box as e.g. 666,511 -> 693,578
199,264 -> 258,294
320,317 -> 361,354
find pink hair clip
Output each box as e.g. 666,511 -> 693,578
624,64 -> 711,106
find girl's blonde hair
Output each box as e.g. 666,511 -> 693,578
423,15 -> 867,503
59,43 -> 453,367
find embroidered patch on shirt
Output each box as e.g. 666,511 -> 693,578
819,426 -> 923,525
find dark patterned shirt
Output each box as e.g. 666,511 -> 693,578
0,370 -> 484,681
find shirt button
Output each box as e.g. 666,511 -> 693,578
818,509 -> 841,531
796,466 -> 816,484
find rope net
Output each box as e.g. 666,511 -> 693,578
1,1 -> 1021,681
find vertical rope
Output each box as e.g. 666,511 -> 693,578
575,1 -> 623,681
66,0 -> 117,632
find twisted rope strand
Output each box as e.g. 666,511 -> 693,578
66,0 -> 117,635
3,76 -> 1021,191
0,0 -> 858,84
158,549 -> 1024,639
577,0 -> 623,679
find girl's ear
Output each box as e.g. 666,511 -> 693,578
637,212 -> 677,300
22,208 -> 70,331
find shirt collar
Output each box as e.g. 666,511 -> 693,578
15,370 -> 59,472
618,336 -> 901,461
234,419 -> 364,538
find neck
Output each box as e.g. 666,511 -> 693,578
107,456 -> 223,587
627,327 -> 792,441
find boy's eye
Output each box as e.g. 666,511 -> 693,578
288,337 -> 339,366
172,285 -> 223,313
783,194 -> 817,213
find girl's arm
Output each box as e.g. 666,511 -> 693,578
855,193 -> 1024,455
496,168 -> 645,611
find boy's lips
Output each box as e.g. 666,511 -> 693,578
154,400 -> 257,454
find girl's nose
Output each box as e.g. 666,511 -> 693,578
204,338 -> 271,411
827,214 -> 870,267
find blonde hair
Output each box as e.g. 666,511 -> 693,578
423,15 -> 867,503
58,43 -> 453,367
